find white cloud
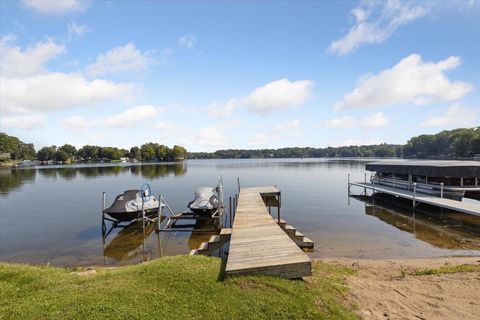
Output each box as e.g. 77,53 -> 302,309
22,0 -> 90,15
330,138 -> 384,147
103,105 -> 163,127
84,43 -> 155,77
68,22 -> 91,37
1,73 -> 136,114
248,119 -> 301,147
178,34 -> 198,49
273,119 -> 300,132
0,114 -> 46,130
248,133 -> 270,146
197,126 -> 228,149
326,112 -> 389,129
334,54 -> 473,111
329,0 -> 427,55
62,116 -> 99,131
210,79 -> 313,116
62,105 -> 164,131
0,35 -> 66,78
0,36 -> 137,116
421,104 -> 477,128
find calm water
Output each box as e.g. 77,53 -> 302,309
1,159 -> 479,267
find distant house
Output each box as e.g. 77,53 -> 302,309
0,153 -> 11,160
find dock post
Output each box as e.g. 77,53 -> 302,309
277,193 -> 281,224
440,183 -> 444,198
101,192 -> 106,234
364,173 -> 367,195
237,177 -> 240,192
348,173 -> 351,196
157,194 -> 163,231
413,183 -> 417,208
229,196 -> 232,227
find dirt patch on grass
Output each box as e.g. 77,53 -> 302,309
322,256 -> 480,320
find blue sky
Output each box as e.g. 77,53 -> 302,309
0,0 -> 479,151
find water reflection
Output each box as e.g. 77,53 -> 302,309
0,168 -> 36,196
356,195 -> 480,251
0,163 -> 187,195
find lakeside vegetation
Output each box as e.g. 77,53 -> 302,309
0,132 -> 186,163
189,127 -> 480,160
1,127 -> 479,163
0,255 -> 357,320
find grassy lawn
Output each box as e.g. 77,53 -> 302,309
414,264 -> 480,276
0,256 -> 357,320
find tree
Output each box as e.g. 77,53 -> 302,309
130,146 -> 141,160
37,146 -> 57,161
173,145 -> 187,160
59,144 -> 77,159
77,145 -> 99,160
0,132 -> 36,160
54,150 -> 69,162
141,143 -> 157,161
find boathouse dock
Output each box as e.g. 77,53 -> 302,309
349,182 -> 480,217
225,187 -> 312,279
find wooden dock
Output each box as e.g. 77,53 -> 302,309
225,187 -> 311,279
350,182 -> 480,217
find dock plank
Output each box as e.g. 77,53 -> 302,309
225,186 -> 311,278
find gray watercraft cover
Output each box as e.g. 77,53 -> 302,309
365,160 -> 480,177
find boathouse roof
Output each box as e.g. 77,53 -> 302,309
365,160 -> 480,177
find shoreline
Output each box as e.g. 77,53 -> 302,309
320,255 -> 480,320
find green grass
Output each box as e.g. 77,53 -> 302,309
0,256 -> 358,320
414,264 -> 480,276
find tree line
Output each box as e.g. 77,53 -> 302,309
188,127 -> 480,160
1,127 -> 479,162
0,133 -> 187,163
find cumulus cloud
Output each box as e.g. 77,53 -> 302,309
326,112 -> 389,129
248,133 -> 270,146
62,105 -> 164,131
0,35 -> 66,78
329,0 -> 427,55
248,119 -> 301,147
68,22 -> 91,37
197,126 -> 228,149
103,105 -> 163,127
209,79 -> 313,116
421,104 -> 477,128
0,36 -> 138,116
329,138 -> 384,147
0,114 -> 46,130
84,43 -> 155,77
1,73 -> 136,114
178,34 -> 198,49
22,0 -> 90,15
334,54 -> 473,111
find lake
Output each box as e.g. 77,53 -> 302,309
1,159 -> 479,267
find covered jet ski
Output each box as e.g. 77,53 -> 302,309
103,189 -> 160,221
187,187 -> 219,215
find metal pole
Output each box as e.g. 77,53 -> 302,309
229,196 -> 232,228
476,178 -> 478,187
440,183 -> 444,198
348,173 -> 351,196
157,194 -> 163,231
277,193 -> 281,224
413,182 -> 417,208
102,192 -> 106,210
237,177 -> 240,192
364,172 -> 367,195
393,175 -> 396,188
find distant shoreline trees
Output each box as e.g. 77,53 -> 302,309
1,127 -> 479,163
0,133 -> 187,164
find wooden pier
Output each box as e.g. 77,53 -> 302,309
225,187 -> 311,279
350,182 -> 480,217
